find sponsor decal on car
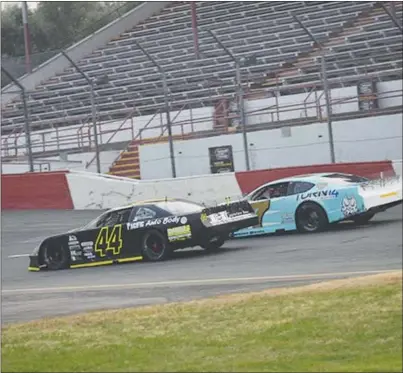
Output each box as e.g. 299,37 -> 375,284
69,249 -> 83,261
251,200 -> 270,227
202,206 -> 255,226
127,221 -> 145,230
81,241 -> 93,248
209,211 -> 229,225
126,216 -> 187,230
68,235 -> 81,260
69,235 -> 84,261
297,189 -> 339,201
167,225 -> 192,242
341,195 -> 359,216
162,216 -> 182,225
228,210 -> 249,218
83,252 -> 96,260
68,235 -> 78,242
380,191 -> 398,198
233,228 -> 266,236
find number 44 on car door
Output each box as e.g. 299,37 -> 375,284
95,225 -> 123,258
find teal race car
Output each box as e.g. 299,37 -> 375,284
232,172 -> 402,237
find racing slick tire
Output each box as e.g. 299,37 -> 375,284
201,235 -> 226,251
296,202 -> 329,233
40,242 -> 70,270
141,229 -> 171,262
351,212 -> 375,225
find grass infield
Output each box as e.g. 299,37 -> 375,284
1,271 -> 402,372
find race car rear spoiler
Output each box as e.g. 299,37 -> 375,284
203,199 -> 254,215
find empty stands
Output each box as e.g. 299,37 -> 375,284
257,3 -> 402,88
1,1 -> 402,131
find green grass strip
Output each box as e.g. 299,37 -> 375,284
2,271 -> 402,372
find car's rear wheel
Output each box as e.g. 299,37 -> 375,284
296,202 -> 328,233
352,212 -> 375,225
201,235 -> 226,251
41,243 -> 70,270
141,229 -> 170,262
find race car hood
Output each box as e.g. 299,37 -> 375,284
358,176 -> 402,210
30,227 -> 84,256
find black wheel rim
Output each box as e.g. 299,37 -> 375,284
300,208 -> 320,232
44,246 -> 65,266
144,234 -> 165,260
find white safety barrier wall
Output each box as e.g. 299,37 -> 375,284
66,171 -> 243,209
3,160 -> 398,210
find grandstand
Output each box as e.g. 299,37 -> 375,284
1,1 -> 402,178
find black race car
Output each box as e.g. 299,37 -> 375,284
28,198 -> 258,271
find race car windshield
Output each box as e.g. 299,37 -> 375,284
155,201 -> 204,215
82,211 -> 109,229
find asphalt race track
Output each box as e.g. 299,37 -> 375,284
2,206 -> 402,324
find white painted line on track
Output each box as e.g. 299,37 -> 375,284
7,254 -> 30,258
2,269 -> 400,295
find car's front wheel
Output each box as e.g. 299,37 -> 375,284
40,243 -> 70,270
296,202 -> 329,233
141,229 -> 171,262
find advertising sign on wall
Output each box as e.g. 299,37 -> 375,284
209,145 -> 234,173
357,80 -> 378,111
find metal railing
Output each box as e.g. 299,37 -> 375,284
96,109 -> 164,169
84,109 -> 136,168
76,114 -> 95,149
148,103 -> 191,140
2,85 -> 402,164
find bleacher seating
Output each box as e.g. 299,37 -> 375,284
1,1 -> 402,130
257,4 -> 402,88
